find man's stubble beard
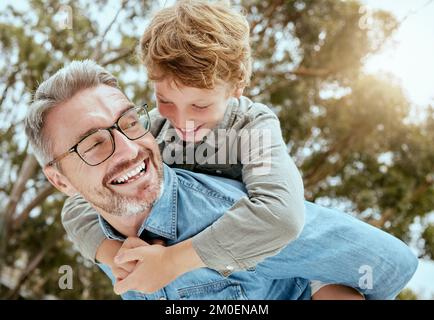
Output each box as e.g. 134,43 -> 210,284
78,150 -> 164,218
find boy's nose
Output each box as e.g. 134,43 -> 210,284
173,108 -> 195,129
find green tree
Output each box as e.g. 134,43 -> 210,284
397,288 -> 419,300
1,0 -> 433,299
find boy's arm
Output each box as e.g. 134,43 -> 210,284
62,195 -> 134,279
61,194 -> 107,262
110,110 -> 306,292
191,110 -> 305,274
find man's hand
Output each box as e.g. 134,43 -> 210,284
113,238 -> 205,295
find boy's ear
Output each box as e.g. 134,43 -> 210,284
43,166 -> 77,196
233,86 -> 244,98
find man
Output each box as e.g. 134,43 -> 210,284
25,60 -> 418,300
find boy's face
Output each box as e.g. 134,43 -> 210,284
154,79 -> 241,142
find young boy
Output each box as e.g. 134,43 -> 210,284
61,0 -> 410,299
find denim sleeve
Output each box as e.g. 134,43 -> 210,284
61,194 -> 106,262
192,109 -> 306,275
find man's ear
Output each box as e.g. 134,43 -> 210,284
43,166 -> 77,196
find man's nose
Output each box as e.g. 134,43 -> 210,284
111,129 -> 140,162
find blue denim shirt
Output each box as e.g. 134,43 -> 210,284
98,164 -> 311,300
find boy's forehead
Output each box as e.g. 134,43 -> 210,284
155,79 -> 229,97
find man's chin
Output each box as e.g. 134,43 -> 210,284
104,180 -> 161,216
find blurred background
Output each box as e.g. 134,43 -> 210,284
0,0 -> 433,299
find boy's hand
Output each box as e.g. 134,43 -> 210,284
113,238 -> 205,295
113,242 -> 175,295
96,239 -> 135,281
112,237 -> 147,281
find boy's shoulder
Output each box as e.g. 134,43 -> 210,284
149,107 -> 167,137
229,96 -> 279,129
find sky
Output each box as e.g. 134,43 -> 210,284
361,0 -> 434,299
363,0 -> 434,107
1,0 -> 433,299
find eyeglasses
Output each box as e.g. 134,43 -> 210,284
46,104 -> 151,167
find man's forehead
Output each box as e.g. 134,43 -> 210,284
77,85 -> 131,112
47,85 -> 134,145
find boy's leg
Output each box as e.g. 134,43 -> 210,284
311,283 -> 365,300
255,201 -> 418,300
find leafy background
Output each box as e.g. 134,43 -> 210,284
0,0 -> 433,299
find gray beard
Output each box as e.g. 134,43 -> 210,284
89,187 -> 156,217
103,196 -> 153,217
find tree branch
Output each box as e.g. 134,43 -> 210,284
367,208 -> 395,229
249,0 -> 284,36
0,66 -> 20,107
289,66 -> 333,78
303,134 -> 356,188
1,152 -> 39,260
3,153 -> 39,224
92,0 -> 128,62
100,47 -> 135,66
5,246 -> 49,300
12,183 -> 56,230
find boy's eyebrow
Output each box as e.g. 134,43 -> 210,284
75,103 -> 135,142
157,94 -> 209,104
156,94 -> 171,102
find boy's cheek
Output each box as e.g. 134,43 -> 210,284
157,104 -> 172,118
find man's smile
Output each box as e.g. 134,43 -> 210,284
110,160 -> 147,185
108,157 -> 156,192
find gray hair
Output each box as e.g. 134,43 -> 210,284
25,60 -> 119,167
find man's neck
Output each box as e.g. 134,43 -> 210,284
101,210 -> 150,238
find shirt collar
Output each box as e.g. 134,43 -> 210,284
98,164 -> 178,241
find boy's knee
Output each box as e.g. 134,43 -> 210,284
371,237 -> 418,299
397,245 -> 419,282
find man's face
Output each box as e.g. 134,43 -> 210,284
154,79 -> 235,142
44,85 -> 163,217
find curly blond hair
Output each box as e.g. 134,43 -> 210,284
139,0 -> 251,90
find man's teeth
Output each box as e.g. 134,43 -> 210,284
114,163 -> 146,184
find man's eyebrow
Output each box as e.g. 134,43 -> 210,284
75,103 -> 136,142
116,103 -> 136,118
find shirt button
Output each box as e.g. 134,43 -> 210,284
226,265 -> 234,271
159,296 -> 167,300
216,170 -> 222,174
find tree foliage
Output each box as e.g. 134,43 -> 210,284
1,0 -> 432,299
